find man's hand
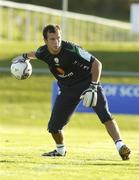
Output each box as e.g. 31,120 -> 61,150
12,54 -> 28,63
80,82 -> 98,107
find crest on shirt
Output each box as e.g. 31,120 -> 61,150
54,57 -> 59,64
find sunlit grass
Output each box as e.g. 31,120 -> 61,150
0,125 -> 139,180
0,69 -> 139,179
1,41 -> 139,72
0,74 -> 138,126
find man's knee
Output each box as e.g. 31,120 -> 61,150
95,108 -> 113,124
48,121 -> 61,133
101,116 -> 113,123
103,118 -> 113,124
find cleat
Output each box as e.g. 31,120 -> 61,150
119,145 -> 131,160
42,150 -> 66,157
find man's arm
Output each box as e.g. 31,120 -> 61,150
91,58 -> 102,83
23,51 -> 37,60
80,58 -> 102,107
12,51 -> 37,63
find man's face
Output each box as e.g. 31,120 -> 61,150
45,30 -> 62,54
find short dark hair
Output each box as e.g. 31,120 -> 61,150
43,24 -> 61,39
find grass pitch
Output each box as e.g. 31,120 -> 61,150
1,124 -> 139,180
0,40 -> 139,180
0,74 -> 139,180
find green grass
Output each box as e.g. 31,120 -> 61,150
0,74 -> 139,179
85,42 -> 139,72
1,41 -> 139,72
85,42 -> 139,52
1,123 -> 139,180
0,41 -> 139,179
0,74 -> 138,126
0,74 -> 52,126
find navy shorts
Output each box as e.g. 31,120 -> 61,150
48,78 -> 113,133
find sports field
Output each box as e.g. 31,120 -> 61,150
0,41 -> 139,179
1,123 -> 139,180
0,74 -> 139,180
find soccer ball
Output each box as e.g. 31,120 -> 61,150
11,60 -> 32,80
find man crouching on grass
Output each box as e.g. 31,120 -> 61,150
12,24 -> 131,160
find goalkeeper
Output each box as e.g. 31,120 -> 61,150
12,24 -> 131,160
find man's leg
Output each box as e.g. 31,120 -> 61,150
104,119 -> 121,141
51,131 -> 64,144
42,89 -> 79,157
104,119 -> 131,160
93,86 -> 131,160
49,131 -> 67,156
42,131 -> 66,157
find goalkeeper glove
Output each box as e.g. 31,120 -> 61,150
12,53 -> 28,63
80,82 -> 98,107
